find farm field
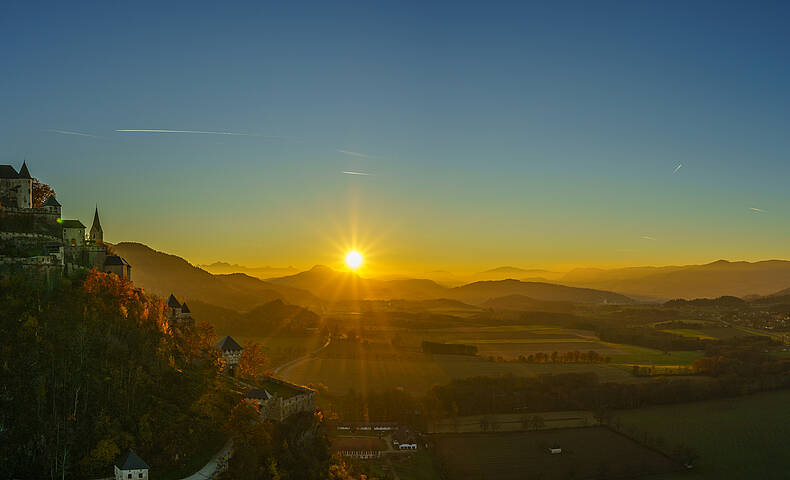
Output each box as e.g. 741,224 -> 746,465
660,327 -> 749,340
616,389 -> 790,479
278,353 -> 642,395
236,334 -> 326,368
277,323 -> 707,394
427,410 -> 596,434
432,427 -> 679,479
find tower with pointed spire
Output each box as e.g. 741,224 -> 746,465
90,206 -> 103,243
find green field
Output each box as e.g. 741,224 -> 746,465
277,324 -> 705,394
278,352 -> 643,394
661,327 -> 748,341
428,410 -> 595,433
616,389 -> 790,479
390,450 -> 443,480
432,427 -> 679,479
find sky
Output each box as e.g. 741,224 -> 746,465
2,1 -> 790,274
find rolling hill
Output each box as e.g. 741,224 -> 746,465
561,259 -> 790,300
480,294 -> 575,313
111,242 -> 322,310
450,279 -> 634,304
189,299 -> 320,337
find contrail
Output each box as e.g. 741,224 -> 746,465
116,129 -> 282,137
47,129 -> 98,137
640,235 -> 657,241
342,171 -> 372,176
749,207 -> 765,213
673,163 -> 683,174
337,150 -> 378,159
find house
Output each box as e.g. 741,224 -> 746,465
244,377 -> 316,422
104,255 -> 132,280
61,219 -> 86,247
114,450 -> 149,480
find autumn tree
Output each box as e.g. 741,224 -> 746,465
238,341 -> 270,380
31,178 -> 55,208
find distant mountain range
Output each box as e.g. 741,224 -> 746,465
267,265 -> 632,304
110,245 -> 790,309
111,243 -> 322,310
113,244 -> 634,311
471,266 -> 565,282
559,260 -> 790,300
198,261 -> 299,279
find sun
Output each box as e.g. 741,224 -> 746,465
345,250 -> 363,270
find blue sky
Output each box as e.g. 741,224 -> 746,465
2,1 -> 789,272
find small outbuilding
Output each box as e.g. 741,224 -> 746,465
104,255 -> 132,280
114,450 -> 149,480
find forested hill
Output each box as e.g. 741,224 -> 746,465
0,271 -> 237,479
111,242 -> 322,310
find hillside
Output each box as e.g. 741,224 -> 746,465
189,299 -> 320,337
111,242 -> 322,310
450,279 -> 634,305
562,260 -> 790,300
266,265 -> 448,301
480,294 -> 575,313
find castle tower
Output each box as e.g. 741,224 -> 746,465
0,162 -> 32,209
89,206 -> 103,243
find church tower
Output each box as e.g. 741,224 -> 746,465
90,206 -> 103,243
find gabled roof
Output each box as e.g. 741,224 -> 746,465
116,450 -> 149,470
0,165 -> 19,179
18,161 -> 31,179
104,255 -> 130,266
61,219 -> 86,229
90,206 -> 102,233
216,336 -> 243,351
181,302 -> 191,313
42,195 -> 61,207
167,294 -> 182,308
246,388 -> 273,400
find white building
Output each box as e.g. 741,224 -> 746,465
114,450 -> 149,480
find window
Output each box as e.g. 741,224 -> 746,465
127,474 -> 132,479
139,474 -> 144,479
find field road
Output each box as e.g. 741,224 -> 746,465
179,439 -> 233,480
274,335 -> 332,375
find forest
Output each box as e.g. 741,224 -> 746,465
0,271 -> 236,478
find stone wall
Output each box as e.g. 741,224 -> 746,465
0,178 -> 32,209
0,208 -> 61,236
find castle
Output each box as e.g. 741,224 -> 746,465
0,162 -> 131,282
